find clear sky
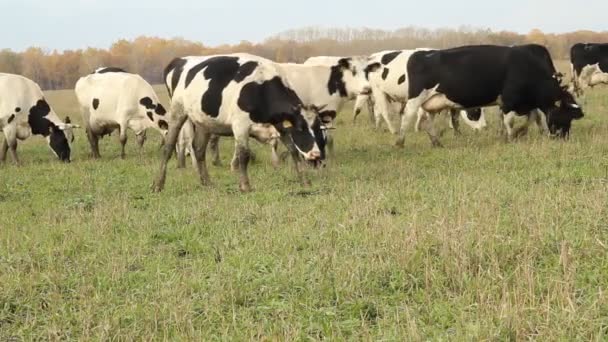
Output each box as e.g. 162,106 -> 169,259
1,0 -> 606,51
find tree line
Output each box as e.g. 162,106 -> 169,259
1,27 -> 607,90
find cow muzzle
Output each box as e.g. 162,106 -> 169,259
304,150 -> 322,161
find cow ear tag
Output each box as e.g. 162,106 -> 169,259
283,120 -> 293,128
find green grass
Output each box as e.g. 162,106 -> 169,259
2,82 -> 608,340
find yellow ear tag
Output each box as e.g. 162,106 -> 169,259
283,120 -> 293,128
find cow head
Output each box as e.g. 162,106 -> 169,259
276,104 -> 324,165
330,57 -> 376,99
48,119 -> 80,162
546,88 -> 584,138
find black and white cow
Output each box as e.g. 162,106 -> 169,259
206,54 -> 376,166
154,53 -> 325,192
75,68 -> 168,159
570,43 -> 608,96
396,44 -> 583,147
0,73 -> 78,163
359,49 -> 487,134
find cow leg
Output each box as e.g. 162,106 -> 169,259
0,136 -> 8,162
450,109 -> 461,135
191,127 -> 212,186
176,140 -> 187,169
533,109 -> 550,136
270,138 -> 280,169
503,112 -> 516,141
86,127 -> 101,159
152,113 -> 188,193
231,124 -> 252,192
495,111 -> 506,135
396,98 -> 423,147
326,131 -> 335,158
7,139 -> 19,165
136,131 -> 146,149
373,93 -> 389,132
209,134 -> 222,166
423,112 -> 443,147
281,136 -> 310,187
119,125 -> 128,159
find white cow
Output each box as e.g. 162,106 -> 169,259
75,68 -> 168,159
0,73 -> 78,163
155,53 -> 324,193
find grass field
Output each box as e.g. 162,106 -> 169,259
2,74 -> 608,340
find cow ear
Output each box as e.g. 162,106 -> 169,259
282,120 -> 293,129
365,62 -> 381,74
338,58 -> 351,70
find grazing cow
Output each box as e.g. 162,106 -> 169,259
570,43 -> 608,96
207,55 -> 377,166
153,53 -> 325,192
75,68 -> 168,159
396,44 -> 583,147
362,49 -> 488,134
0,73 -> 78,163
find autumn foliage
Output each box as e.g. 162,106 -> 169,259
1,27 -> 607,90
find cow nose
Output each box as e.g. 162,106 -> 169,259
307,150 -> 321,160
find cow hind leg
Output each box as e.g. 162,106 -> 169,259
450,109 -> 461,135
119,125 -> 128,159
152,113 -> 188,193
396,98 -> 423,147
232,125 -> 253,192
0,136 -> 8,162
209,135 -> 222,166
423,112 -> 443,147
86,128 -> 101,159
192,128 -> 212,186
503,112 -> 517,142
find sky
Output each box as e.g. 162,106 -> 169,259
1,0 -> 607,52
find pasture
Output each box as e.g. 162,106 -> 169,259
2,71 -> 608,340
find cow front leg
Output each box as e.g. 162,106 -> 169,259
136,131 -> 146,149
152,114 -> 188,193
281,136 -> 310,187
270,138 -> 280,169
209,135 -> 222,166
192,128 -> 212,186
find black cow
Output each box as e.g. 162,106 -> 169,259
396,44 -> 583,146
570,43 -> 608,96
152,53 -> 325,193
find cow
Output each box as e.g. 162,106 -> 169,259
206,55 -> 376,166
360,49 -> 488,134
396,44 -> 583,147
0,73 -> 78,163
153,53 -> 325,193
570,43 -> 608,96
75,68 -> 168,159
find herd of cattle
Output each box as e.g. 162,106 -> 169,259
1,43 -> 607,192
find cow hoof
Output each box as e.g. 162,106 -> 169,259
151,183 -> 164,193
239,184 -> 252,192
212,160 -> 222,167
395,140 -> 405,148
